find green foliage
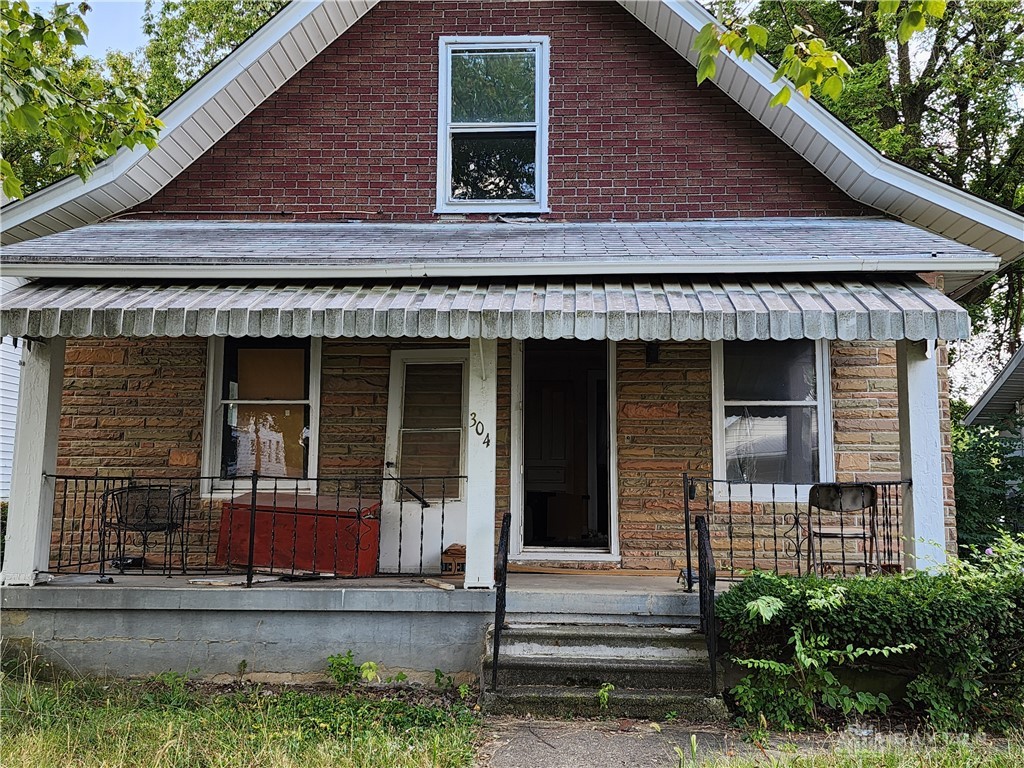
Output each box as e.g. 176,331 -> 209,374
694,2 -> 944,105
142,0 -> 285,112
326,651 -> 360,687
359,661 -> 380,684
718,543 -> 1024,732
730,581 -> 911,729
2,673 -> 478,768
0,1 -> 162,199
951,404 -> 1024,553
596,681 -> 615,711
746,0 -> 1024,354
434,668 -> 455,691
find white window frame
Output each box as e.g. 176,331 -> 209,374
436,35 -> 550,214
201,337 -> 322,495
711,339 -> 834,502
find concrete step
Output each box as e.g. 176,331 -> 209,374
486,623 -> 707,661
482,654 -> 716,691
482,684 -> 728,721
504,582 -> 701,626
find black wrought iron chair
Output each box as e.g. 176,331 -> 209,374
806,482 -> 881,576
99,484 -> 190,577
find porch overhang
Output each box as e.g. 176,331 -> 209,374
1,277 -> 969,342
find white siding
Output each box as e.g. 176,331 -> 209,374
1,276 -> 26,499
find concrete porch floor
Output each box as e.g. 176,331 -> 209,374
35,570 -> 700,596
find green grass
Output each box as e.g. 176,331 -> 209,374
678,736 -> 1024,768
1,670 -> 478,768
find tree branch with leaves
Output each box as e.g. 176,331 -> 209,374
0,0 -> 162,200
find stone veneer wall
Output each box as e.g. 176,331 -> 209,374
51,336 -> 956,571
831,340 -> 957,555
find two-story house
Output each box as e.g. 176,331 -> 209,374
1,0 -> 1021,681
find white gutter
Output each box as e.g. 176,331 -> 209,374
1,256 -> 998,281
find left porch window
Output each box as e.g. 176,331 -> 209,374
205,338 -> 321,486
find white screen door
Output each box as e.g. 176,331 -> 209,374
380,350 -> 469,573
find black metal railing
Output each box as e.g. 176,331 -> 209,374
681,474 -> 908,581
490,509 -> 512,692
45,471 -> 466,584
695,514 -> 717,696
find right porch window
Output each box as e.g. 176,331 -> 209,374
713,340 -> 833,489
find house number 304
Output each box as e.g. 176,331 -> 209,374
469,412 -> 491,448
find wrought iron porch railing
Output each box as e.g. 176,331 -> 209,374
695,514 -> 717,696
681,474 -> 908,584
44,472 -> 466,584
490,509 -> 512,692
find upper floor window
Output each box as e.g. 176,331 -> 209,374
437,36 -> 549,213
712,340 -> 834,501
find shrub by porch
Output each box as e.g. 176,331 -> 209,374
717,535 -> 1024,732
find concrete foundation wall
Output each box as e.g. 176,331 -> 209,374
2,585 -> 494,680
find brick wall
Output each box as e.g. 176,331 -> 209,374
132,0 -> 869,222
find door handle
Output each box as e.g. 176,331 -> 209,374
385,461 -> 395,468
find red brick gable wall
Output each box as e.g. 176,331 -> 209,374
132,0 -> 870,221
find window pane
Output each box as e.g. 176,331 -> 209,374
403,363 -> 463,429
398,429 -> 462,498
451,50 -> 535,123
724,406 -> 818,484
451,132 -> 536,200
724,340 -> 816,402
223,342 -> 308,401
222,404 -> 310,479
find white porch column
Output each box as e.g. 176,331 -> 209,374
464,338 -> 497,589
2,337 -> 65,585
896,339 -> 947,571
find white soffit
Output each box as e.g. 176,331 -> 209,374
1,0 -> 1020,296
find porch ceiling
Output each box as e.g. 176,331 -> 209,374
1,277 -> 969,341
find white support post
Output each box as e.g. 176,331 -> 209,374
896,339 -> 947,571
2,337 -> 65,585
464,337 -> 497,589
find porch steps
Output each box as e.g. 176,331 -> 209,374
480,623 -> 725,720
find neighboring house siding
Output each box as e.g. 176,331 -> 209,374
131,0 -> 869,222
1,277 -> 26,500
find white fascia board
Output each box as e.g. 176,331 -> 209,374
2,255 -> 998,281
628,1 -> 1024,268
0,1 -> 372,237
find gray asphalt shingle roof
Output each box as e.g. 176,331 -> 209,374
0,218 -> 994,279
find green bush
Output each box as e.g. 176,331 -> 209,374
717,534 -> 1024,732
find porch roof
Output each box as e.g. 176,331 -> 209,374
0,219 -> 998,286
1,277 -> 969,342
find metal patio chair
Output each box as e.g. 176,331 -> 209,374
99,484 -> 191,577
806,482 -> 880,576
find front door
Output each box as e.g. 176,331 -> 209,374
521,340 -> 611,550
381,350 -> 468,573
